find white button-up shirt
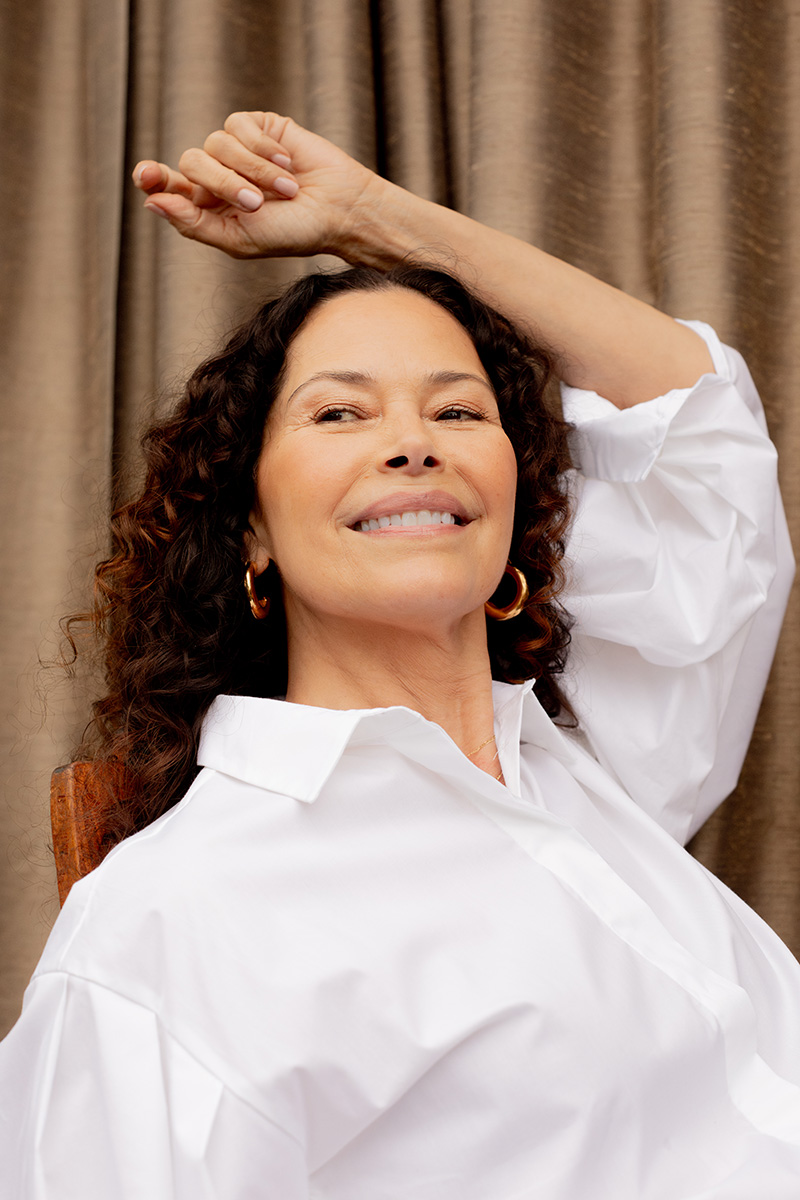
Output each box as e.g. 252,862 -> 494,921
1,323 -> 798,1199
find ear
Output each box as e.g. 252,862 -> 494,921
244,511 -> 273,573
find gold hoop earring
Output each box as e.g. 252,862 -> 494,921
485,563 -> 529,621
244,561 -> 270,620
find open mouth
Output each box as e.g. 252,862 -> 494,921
352,510 -> 467,532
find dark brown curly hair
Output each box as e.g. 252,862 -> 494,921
68,264 -> 574,848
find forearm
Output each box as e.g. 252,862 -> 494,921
137,113 -> 713,406
341,177 -> 713,409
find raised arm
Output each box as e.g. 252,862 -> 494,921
134,112 -> 712,408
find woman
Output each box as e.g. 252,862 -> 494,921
0,112 -> 798,1197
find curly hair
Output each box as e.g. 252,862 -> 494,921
68,264 -> 574,848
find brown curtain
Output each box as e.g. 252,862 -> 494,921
1,0 -> 798,1036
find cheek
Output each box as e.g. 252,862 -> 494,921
486,438 -> 519,523
252,452 -> 299,559
255,444 -> 349,561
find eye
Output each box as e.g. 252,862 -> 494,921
436,405 -> 485,422
314,405 -> 360,424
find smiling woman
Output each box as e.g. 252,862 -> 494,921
59,263 -> 574,846
1,114 -> 799,1199
250,287 -> 522,712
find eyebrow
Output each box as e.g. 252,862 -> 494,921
284,369 -> 495,406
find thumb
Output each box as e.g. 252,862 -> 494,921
144,195 -> 205,235
143,195 -> 241,252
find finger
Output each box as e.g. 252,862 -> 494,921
204,130 -> 300,198
132,161 -> 194,199
223,111 -> 294,170
179,146 -> 270,212
132,160 -> 225,211
180,143 -> 298,210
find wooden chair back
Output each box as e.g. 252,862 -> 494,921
50,762 -> 127,906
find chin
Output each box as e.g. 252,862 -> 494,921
339,594 -> 488,632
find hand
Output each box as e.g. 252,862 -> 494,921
133,112 -> 382,260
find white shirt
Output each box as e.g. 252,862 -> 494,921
1,322 -> 798,1199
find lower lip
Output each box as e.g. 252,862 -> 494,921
350,523 -> 465,536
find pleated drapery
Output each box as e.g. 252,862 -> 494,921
1,0 -> 798,1035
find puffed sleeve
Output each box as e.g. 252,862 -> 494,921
560,320 -> 794,844
0,969 -> 308,1199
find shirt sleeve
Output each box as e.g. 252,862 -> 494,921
560,320 -> 795,844
0,970 -> 308,1199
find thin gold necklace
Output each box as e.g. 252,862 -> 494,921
465,735 -> 504,783
460,734 -> 503,782
465,733 -> 497,758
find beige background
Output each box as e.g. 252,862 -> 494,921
1,0 -> 798,1036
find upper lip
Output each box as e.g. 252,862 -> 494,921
348,490 -> 472,526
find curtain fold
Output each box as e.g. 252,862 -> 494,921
0,0 -> 129,1029
1,0 -> 798,1036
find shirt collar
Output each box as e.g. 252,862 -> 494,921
197,681 -> 575,804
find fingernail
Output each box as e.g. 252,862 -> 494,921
270,153 -> 292,170
144,201 -> 170,219
273,177 -> 299,198
135,164 -> 147,183
237,188 -> 264,211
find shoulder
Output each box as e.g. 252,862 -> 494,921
38,768 -> 302,1011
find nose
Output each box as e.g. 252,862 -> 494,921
380,412 -> 443,476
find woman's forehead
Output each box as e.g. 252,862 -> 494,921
279,287 -> 487,393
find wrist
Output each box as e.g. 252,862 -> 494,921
334,174 -> 442,270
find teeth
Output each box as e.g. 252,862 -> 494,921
356,510 -> 460,530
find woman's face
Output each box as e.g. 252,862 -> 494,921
248,287 -> 518,635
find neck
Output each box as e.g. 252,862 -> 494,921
283,607 -> 500,773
